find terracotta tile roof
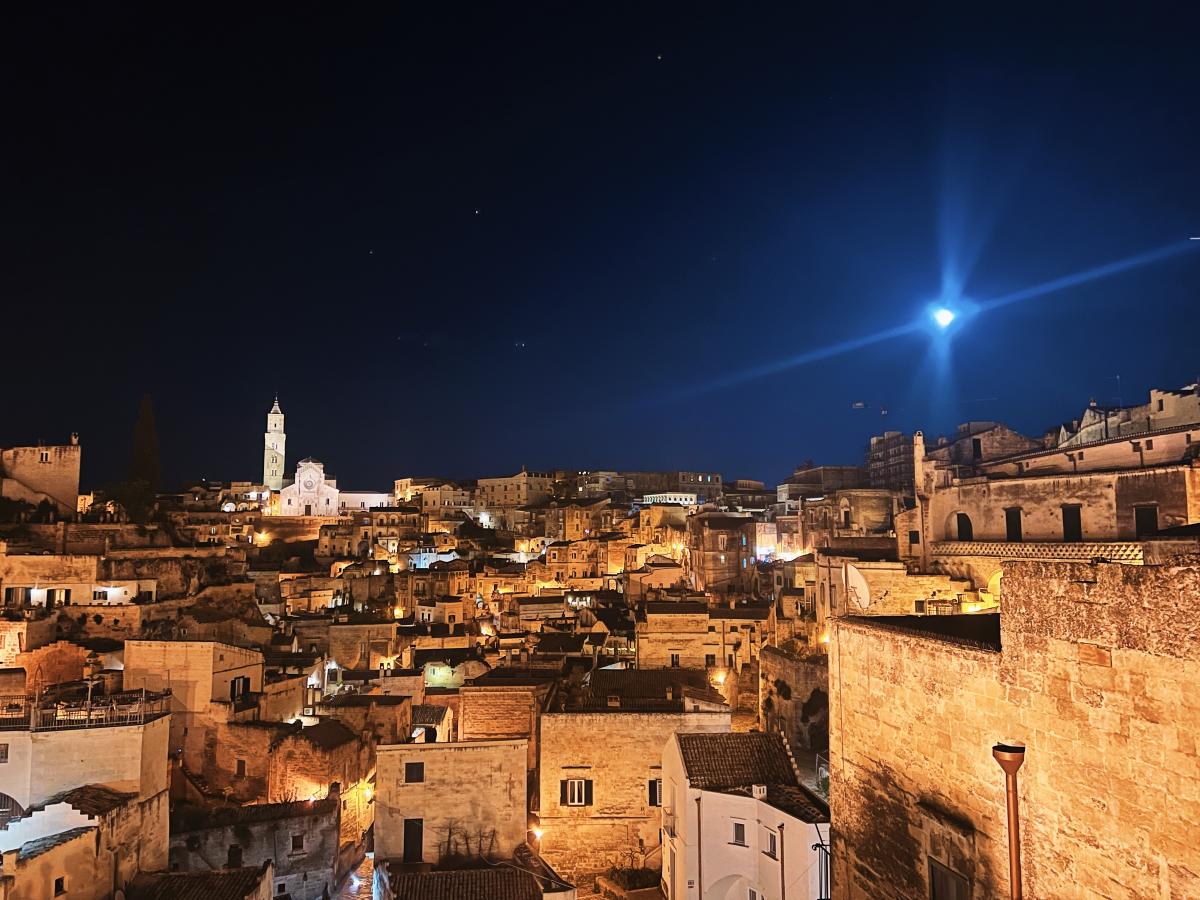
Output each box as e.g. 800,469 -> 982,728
294,718 -> 357,750
41,784 -> 135,816
569,668 -> 727,712
412,704 -> 448,726
129,865 -> 270,900
389,868 -> 541,900
677,732 -> 798,790
172,795 -> 337,832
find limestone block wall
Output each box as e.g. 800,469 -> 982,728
375,739 -> 528,864
828,560 -> 1200,899
759,645 -> 828,755
538,710 -> 730,880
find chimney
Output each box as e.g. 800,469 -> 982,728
606,694 -> 620,709
665,685 -> 675,700
752,784 -> 767,800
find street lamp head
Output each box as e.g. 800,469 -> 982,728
992,740 -> 1026,775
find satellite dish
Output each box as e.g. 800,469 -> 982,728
846,565 -> 871,610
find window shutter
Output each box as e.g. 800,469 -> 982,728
584,780 -> 594,806
560,780 -> 568,805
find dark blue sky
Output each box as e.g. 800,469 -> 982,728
4,4 -> 1199,490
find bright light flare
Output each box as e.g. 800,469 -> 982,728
933,308 -> 956,328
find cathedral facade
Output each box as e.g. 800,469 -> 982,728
279,458 -> 340,517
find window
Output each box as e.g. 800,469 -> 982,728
0,744 -> 8,763
278,884 -> 287,895
54,877 -> 66,896
403,761 -> 425,783
227,845 -> 243,867
670,653 -> 681,667
1062,505 -> 1083,542
291,834 -> 304,852
705,654 -> 716,667
909,529 -> 920,546
1158,398 -> 1165,412
749,891 -> 758,900
235,759 -> 246,778
971,437 -> 982,461
929,858 -> 970,899
729,624 -> 739,632
764,828 -> 777,858
1005,508 -> 1022,543
562,778 -> 592,806
732,821 -> 746,845
1145,439 -> 1154,450
648,778 -> 662,807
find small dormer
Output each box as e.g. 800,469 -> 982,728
752,784 -> 767,799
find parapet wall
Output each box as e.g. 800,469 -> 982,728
829,560 -> 1200,899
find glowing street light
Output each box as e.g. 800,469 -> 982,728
933,307 -> 956,328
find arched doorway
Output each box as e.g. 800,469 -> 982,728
955,512 -> 974,541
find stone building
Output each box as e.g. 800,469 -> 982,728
477,470 -> 553,510
375,738 -> 529,866
278,458 -> 339,517
685,512 -> 754,592
0,435 -> 81,518
123,640 -> 265,775
827,559 -> 1200,899
538,669 -> 730,881
0,784 -> 168,900
866,430 -> 920,494
169,791 -> 344,900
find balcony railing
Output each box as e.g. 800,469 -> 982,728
0,690 -> 170,732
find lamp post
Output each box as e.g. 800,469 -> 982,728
992,741 -> 1026,900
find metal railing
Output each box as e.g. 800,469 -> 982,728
812,837 -> 832,900
0,690 -> 170,732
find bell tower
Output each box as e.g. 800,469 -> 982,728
264,397 -> 286,490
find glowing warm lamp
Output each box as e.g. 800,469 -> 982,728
532,827 -> 544,840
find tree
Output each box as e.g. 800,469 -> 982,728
131,393 -> 161,491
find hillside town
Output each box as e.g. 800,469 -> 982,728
0,383 -> 1197,900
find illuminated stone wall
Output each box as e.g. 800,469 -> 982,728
828,560 -> 1200,899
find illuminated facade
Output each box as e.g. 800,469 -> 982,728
263,397 -> 286,491
279,458 -> 339,517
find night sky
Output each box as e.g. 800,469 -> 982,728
5,5 -> 1199,491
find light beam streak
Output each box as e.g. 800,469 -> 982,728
666,240 -> 1197,400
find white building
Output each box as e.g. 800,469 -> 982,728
263,398 -> 286,492
338,491 -> 392,514
644,492 -> 698,506
279,459 -> 339,517
661,732 -> 830,900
